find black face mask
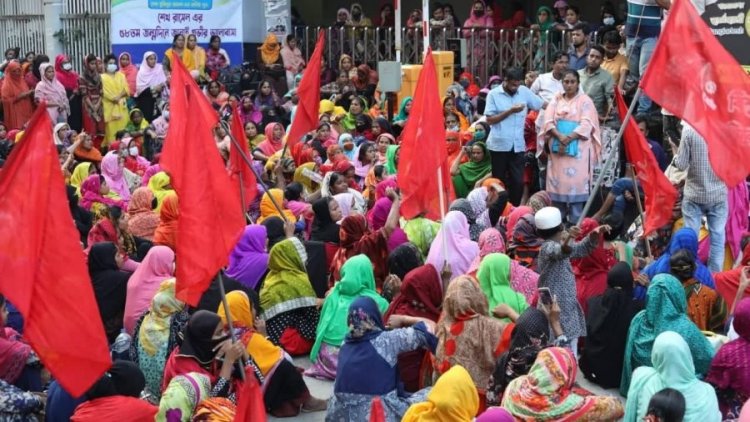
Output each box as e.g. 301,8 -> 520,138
474,10 -> 485,17
352,12 -> 362,19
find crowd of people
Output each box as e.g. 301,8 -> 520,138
0,0 -> 749,421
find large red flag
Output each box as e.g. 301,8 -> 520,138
640,0 -> 750,188
285,30 -> 326,149
229,108 -> 258,211
161,55 -> 245,306
0,104 -> 110,397
399,48 -> 453,220
233,372 -> 266,421
615,90 -> 678,236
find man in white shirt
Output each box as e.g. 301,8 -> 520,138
531,52 -> 569,188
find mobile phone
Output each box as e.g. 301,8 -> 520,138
538,287 -> 553,306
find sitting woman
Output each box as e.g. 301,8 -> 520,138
0,295 -> 42,392
326,296 -> 438,421
124,108 -> 157,157
625,331 -> 721,422
477,253 -> 529,321
502,347 -> 624,421
308,255 -> 389,380
383,264 -> 443,392
153,193 -> 179,252
88,242 -> 132,343
669,249 -> 727,332
259,233 -> 320,355
217,291 -> 327,416
123,245 -> 175,335
70,361 -> 157,421
225,225 -> 270,291
425,210 -> 479,281
87,205 -> 150,269
451,142 -> 492,199
157,372 -> 211,421
402,365 -> 479,422
253,122 -> 285,163
508,213 -> 543,271
706,298 -> 750,419
79,174 -> 125,222
126,187 -> 160,241
147,171 -> 175,213
620,274 -> 716,396
130,279 -> 189,400
579,262 -> 644,390
434,276 -> 516,410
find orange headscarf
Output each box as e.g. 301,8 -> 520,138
257,189 -> 295,223
260,33 -> 281,65
153,193 -> 178,251
1,61 -> 34,130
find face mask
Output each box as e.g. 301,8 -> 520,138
459,80 -> 469,89
352,12 -> 361,19
448,125 -> 459,132
603,17 -> 615,26
129,147 -> 139,156
162,111 -> 170,121
490,83 -> 500,90
473,131 -> 485,141
106,64 -> 117,73
62,63 -> 73,71
474,10 -> 484,17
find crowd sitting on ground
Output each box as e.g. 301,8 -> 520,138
1,0 -> 750,420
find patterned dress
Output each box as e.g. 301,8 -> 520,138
0,379 -> 43,421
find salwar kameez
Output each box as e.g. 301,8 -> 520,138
101,72 -> 130,146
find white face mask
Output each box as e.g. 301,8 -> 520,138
162,110 -> 170,121
62,63 -> 73,71
603,17 -> 615,26
106,64 -> 117,73
448,125 -> 459,132
129,146 -> 139,156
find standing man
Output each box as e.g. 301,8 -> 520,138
567,23 -> 590,71
671,124 -> 728,273
625,0 -> 667,114
484,67 -> 544,206
579,45 -> 614,121
601,31 -> 629,95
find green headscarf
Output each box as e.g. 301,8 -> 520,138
451,141 -> 492,198
385,145 -> 400,175
157,372 -> 211,421
536,6 -> 556,32
401,217 -> 441,257
620,274 -> 715,396
310,254 -> 389,361
394,96 -> 412,123
260,238 -> 318,320
340,96 -> 370,132
623,331 -> 721,422
477,253 -> 528,320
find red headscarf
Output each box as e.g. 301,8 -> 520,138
153,193 -> 178,251
70,397 -> 157,421
54,54 -> 79,91
330,214 -> 390,288
384,264 -> 442,321
572,218 -> 617,315
118,52 -> 137,95
459,72 -> 481,97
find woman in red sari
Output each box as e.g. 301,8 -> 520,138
572,218 -> 617,316
0,61 -> 34,130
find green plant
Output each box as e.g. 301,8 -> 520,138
52,28 -> 86,47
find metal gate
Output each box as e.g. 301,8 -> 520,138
0,0 -> 45,58
60,0 -> 111,67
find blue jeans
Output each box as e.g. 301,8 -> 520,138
682,199 -> 728,273
610,178 -> 640,214
626,36 -> 657,113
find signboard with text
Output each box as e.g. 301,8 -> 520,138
111,0 -> 243,67
703,0 -> 750,74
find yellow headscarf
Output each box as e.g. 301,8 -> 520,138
217,291 -> 284,376
70,162 -> 93,197
147,171 -> 175,213
139,278 -> 182,356
402,365 -> 479,422
260,33 -> 281,65
257,188 -> 295,224
293,162 -> 319,195
319,99 -> 346,117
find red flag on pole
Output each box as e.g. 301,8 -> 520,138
0,104 -> 110,397
399,47 -> 453,220
161,55 -> 245,306
233,372 -> 267,421
369,396 -> 386,422
615,90 -> 678,236
285,30 -> 326,149
229,108 -> 258,210
640,0 -> 750,188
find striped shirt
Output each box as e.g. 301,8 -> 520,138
626,0 -> 662,38
673,125 -> 727,204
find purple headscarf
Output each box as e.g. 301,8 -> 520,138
368,197 -> 409,252
225,225 -> 270,289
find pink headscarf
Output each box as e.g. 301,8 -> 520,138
368,197 -> 409,252
425,210 -> 479,280
123,246 -> 176,335
705,298 -> 750,405
257,123 -> 285,156
135,51 -> 167,97
101,151 -> 131,201
376,177 -> 398,201
79,174 -> 126,211
35,63 -> 69,110
0,324 -> 32,384
507,206 -> 533,242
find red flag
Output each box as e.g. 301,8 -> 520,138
161,55 -> 244,306
0,104 -> 110,397
229,108 -> 258,211
615,90 -> 679,236
640,0 -> 750,187
233,371 -> 267,421
285,30 -> 326,149
399,48 -> 453,220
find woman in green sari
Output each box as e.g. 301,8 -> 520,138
259,236 -> 320,355
306,254 -> 389,380
393,96 -> 412,128
450,141 -> 491,198
339,96 -> 369,133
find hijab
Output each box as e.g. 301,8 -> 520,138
137,278 -> 184,360
86,360 -> 146,399
260,216 -> 286,250
225,225 -> 270,290
79,174 -> 125,211
257,188 -> 295,223
54,54 -> 78,91
135,51 -> 166,97
394,97 -> 412,123
101,151 -> 131,202
625,331 -> 721,422
536,6 -> 556,31
621,274 -> 715,396
1,61 -> 30,99
118,52 -> 137,95
705,298 -> 750,404
88,242 -> 130,322
311,255 -> 389,361
257,123 -> 285,157
36,62 -> 69,107
384,145 -> 399,175
123,246 -> 175,335
387,242 -> 424,281
425,210 -> 479,280
153,193 -> 179,252
528,191 -> 552,213
311,197 -> 340,243
70,161 -> 93,196
477,253 -> 529,317
178,311 -> 224,365
332,214 -> 390,285
384,264 -> 442,321
369,197 -> 409,251
147,171 -> 174,213
259,238 -> 317,321
126,187 -> 159,240
402,365 -> 479,422
158,372 -> 211,422
454,142 -> 491,198
506,206 -> 533,242
260,33 -> 281,64
450,198 -> 486,242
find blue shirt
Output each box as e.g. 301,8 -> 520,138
484,85 -> 543,152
